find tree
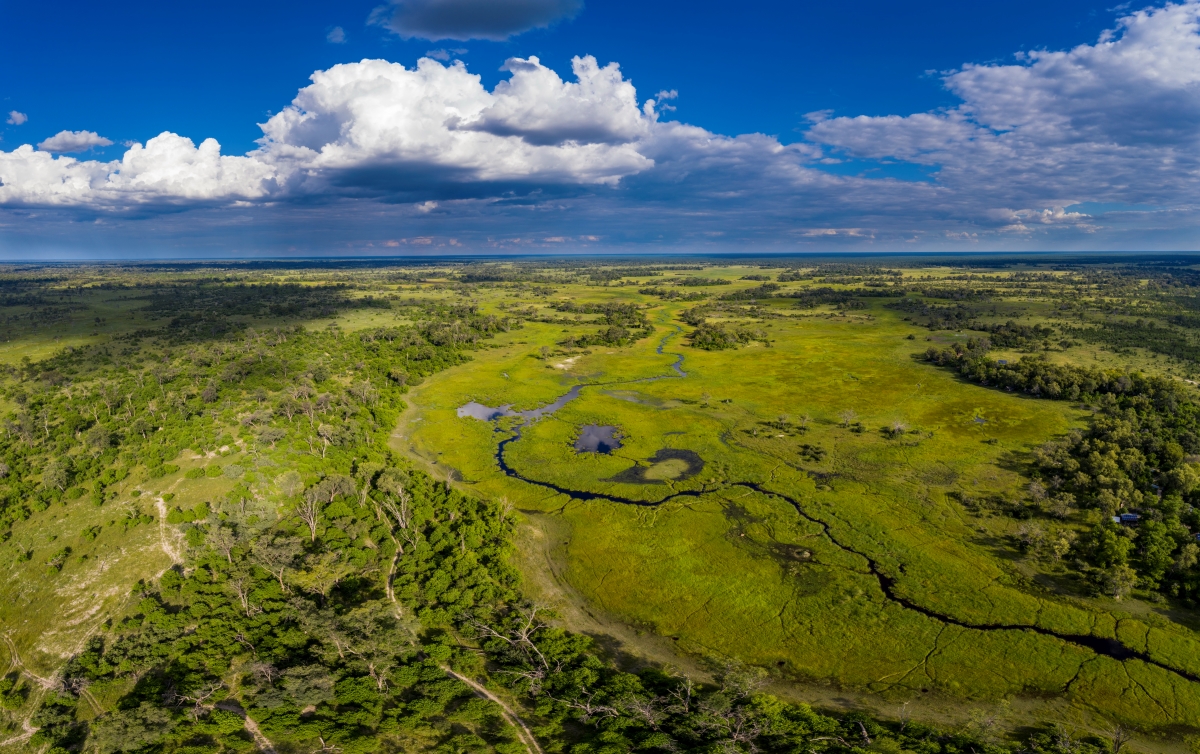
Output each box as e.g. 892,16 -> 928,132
355,462 -> 384,506
88,702 -> 174,754
1104,564 -> 1138,600
84,424 -> 112,454
258,665 -> 334,709
276,470 -> 304,498
208,525 -> 238,563
316,423 -> 336,458
340,601 -> 411,690
296,495 -> 322,542
315,474 -> 356,504
42,458 -> 69,491
377,476 -> 417,553
294,552 -> 355,605
251,536 -> 303,591
225,566 -> 260,616
1135,520 -> 1176,586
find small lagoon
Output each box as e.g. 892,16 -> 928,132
575,425 -> 622,454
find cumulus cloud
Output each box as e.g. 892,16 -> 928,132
36,130 -> 114,153
255,55 -> 653,196
6,111 -> 27,126
462,56 -> 648,145
2,2 -> 1200,251
806,1 -> 1200,224
370,0 -> 581,41
0,56 -> 655,209
0,133 -> 275,207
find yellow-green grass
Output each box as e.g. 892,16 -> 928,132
397,288 -> 1200,733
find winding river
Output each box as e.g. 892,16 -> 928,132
460,326 -> 1200,685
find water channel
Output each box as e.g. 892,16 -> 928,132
453,326 -> 1199,684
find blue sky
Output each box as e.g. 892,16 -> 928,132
1,0 -> 1198,257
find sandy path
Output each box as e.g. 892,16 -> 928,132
0,635 -> 51,749
216,700 -> 276,754
440,666 -> 544,754
380,536 -> 540,754
2,635 -> 54,689
154,485 -> 185,565
0,715 -> 38,748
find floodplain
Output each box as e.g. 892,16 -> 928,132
4,257 -> 1200,753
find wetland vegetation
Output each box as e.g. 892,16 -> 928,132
6,257 -> 1200,753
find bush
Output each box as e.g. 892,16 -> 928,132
688,321 -> 759,351
185,468 -> 205,479
205,465 -> 223,478
148,463 -> 179,479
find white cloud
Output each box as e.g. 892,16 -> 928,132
462,56 -> 648,145
370,0 -> 581,41
806,1 -> 1200,226
6,111 -> 27,126
36,130 -> 114,153
256,56 -> 653,190
651,89 -> 678,113
0,56 -> 654,209
327,26 -> 346,44
0,133 -> 275,207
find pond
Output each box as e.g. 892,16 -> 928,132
457,385 -> 583,423
575,425 -> 622,454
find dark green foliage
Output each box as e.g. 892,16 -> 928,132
552,303 -> 653,348
1070,318 -> 1200,364
720,283 -> 780,301
787,287 -> 902,310
925,345 -> 1200,601
637,287 -> 707,301
978,320 -> 1055,348
687,322 -> 761,351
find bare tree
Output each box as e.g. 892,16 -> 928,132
471,605 -> 552,672
249,662 -> 278,685
548,688 -> 620,723
226,568 -> 261,616
296,495 -> 323,542
1109,725 -> 1131,754
378,484 -> 417,553
666,676 -> 696,715
172,681 -> 225,719
316,423 -> 336,458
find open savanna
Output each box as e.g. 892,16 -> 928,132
396,270 -> 1200,741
